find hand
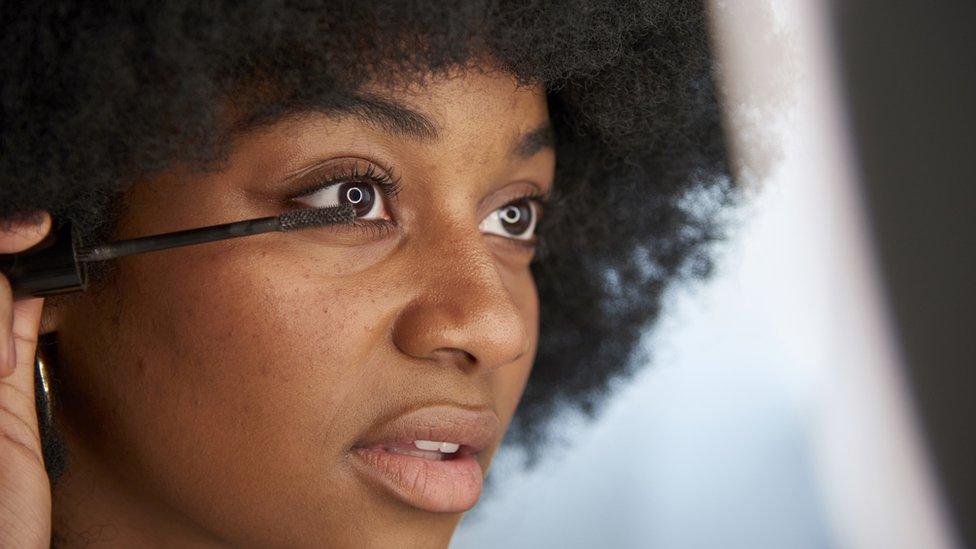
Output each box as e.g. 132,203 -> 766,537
0,211 -> 53,548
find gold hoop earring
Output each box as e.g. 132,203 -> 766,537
35,351 -> 53,421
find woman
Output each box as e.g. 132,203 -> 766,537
0,2 -> 735,546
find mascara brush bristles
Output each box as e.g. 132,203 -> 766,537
278,204 -> 357,231
76,205 -> 357,262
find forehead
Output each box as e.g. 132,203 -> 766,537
373,68 -> 548,129
350,67 -> 552,154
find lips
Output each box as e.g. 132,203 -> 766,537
348,405 -> 501,513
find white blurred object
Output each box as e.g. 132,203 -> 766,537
708,1 -> 959,548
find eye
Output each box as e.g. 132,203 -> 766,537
478,197 -> 541,242
291,163 -> 401,223
295,180 -> 390,220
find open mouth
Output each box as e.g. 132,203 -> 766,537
349,443 -> 485,513
370,440 -> 474,461
347,406 -> 500,513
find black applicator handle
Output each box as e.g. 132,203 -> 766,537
0,205 -> 356,300
77,215 -> 283,262
0,221 -> 88,299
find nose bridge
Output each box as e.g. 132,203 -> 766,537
391,220 -> 529,373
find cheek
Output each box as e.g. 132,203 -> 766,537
69,246 -> 387,521
129,247 -> 377,446
59,229 -> 542,538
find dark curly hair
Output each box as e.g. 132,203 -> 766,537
1,1 -> 737,484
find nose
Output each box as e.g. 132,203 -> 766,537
391,226 -> 531,375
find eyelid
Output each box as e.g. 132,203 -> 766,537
288,161 -> 403,203
504,189 -> 552,210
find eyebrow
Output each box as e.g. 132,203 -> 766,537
335,93 -> 555,159
343,93 -> 440,142
510,123 -> 556,159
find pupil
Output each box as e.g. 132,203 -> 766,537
500,202 -> 532,235
341,183 -> 374,216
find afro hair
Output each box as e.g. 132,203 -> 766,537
1,0 -> 738,482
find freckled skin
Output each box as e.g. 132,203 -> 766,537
43,68 -> 554,547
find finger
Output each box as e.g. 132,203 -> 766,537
0,273 -> 44,455
0,274 -> 14,378
0,310 -> 43,467
0,211 -> 51,376
0,278 -> 44,379
12,294 -> 45,381
0,211 -> 52,254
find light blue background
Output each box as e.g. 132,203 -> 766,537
452,157 -> 837,549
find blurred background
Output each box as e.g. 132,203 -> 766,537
452,1 -> 974,548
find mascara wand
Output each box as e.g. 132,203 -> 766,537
0,204 -> 357,299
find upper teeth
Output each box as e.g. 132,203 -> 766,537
414,440 -> 460,453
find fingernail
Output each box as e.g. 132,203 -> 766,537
1,210 -> 46,233
18,210 -> 45,226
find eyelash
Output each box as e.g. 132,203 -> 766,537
289,163 -> 403,238
288,163 -> 553,244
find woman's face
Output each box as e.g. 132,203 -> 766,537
48,67 -> 554,547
